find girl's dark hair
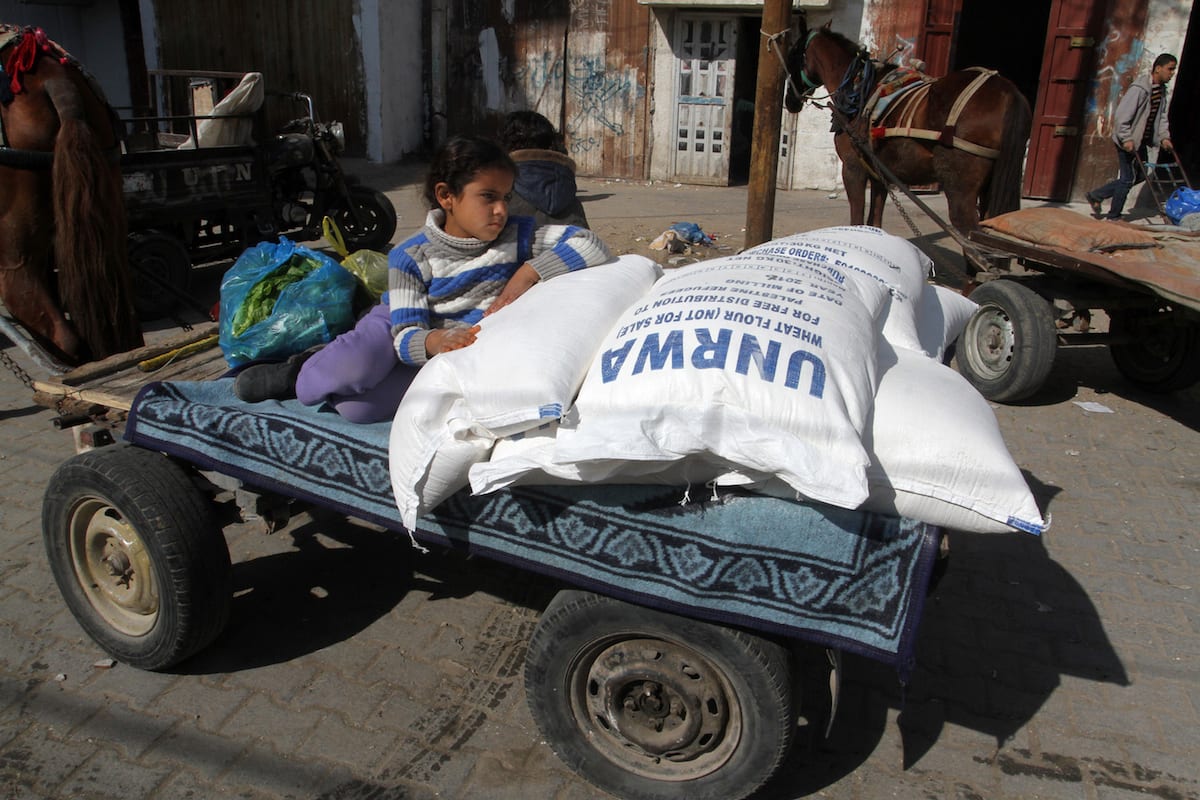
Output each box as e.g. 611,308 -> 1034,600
500,110 -> 567,154
423,136 -> 517,208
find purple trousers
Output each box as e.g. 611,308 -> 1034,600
295,303 -> 419,424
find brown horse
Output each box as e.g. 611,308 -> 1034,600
784,17 -> 1031,250
0,24 -> 141,365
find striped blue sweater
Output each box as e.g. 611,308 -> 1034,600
387,210 -> 611,365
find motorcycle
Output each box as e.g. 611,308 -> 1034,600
267,91 -> 397,253
121,72 -> 398,319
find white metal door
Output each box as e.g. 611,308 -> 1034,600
672,15 -> 736,185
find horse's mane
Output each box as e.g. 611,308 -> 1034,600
816,27 -> 864,55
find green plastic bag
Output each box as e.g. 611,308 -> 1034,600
341,249 -> 389,299
218,237 -> 358,367
323,215 -> 389,300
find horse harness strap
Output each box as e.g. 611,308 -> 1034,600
797,29 -> 824,91
868,67 -> 1002,159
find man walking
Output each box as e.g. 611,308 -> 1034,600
1086,53 -> 1177,220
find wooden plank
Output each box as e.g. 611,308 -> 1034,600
58,324 -> 219,385
33,340 -> 230,413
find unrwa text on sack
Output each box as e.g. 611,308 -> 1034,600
598,328 -> 827,398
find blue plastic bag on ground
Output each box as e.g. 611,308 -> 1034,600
669,221 -> 714,245
1165,187 -> 1200,225
218,237 -> 358,367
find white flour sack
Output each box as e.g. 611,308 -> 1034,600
550,252 -> 890,509
389,254 -> 663,529
917,284 -> 978,362
744,226 -> 933,353
389,355 -> 491,531
470,417 -> 769,494
863,343 -> 1047,533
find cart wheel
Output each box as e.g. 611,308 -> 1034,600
1109,308 -> 1200,392
129,231 -> 192,319
41,445 -> 231,670
330,187 -> 397,253
525,590 -> 794,800
957,279 -> 1057,402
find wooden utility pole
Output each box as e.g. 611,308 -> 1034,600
744,0 -> 793,249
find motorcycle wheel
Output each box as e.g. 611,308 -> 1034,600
331,187 -> 397,252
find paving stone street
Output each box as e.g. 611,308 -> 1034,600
2,167 -> 1198,799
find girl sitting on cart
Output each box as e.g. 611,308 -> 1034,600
234,135 -> 611,422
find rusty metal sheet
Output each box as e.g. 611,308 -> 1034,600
863,0 -> 926,68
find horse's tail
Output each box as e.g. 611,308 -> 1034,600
48,77 -> 143,361
984,85 -> 1032,218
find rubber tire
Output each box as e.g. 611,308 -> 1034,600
525,590 -> 794,800
957,279 -> 1058,402
41,445 -> 231,670
1109,308 -> 1200,392
128,230 -> 193,320
329,187 -> 397,253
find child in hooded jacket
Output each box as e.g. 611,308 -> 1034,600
501,110 -> 590,229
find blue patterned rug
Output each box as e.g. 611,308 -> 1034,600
126,379 -> 941,675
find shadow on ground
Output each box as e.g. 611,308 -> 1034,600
176,510 -> 559,675
759,530 -> 1126,798
978,338 -> 1200,433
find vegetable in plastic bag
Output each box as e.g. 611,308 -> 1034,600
218,237 -> 358,367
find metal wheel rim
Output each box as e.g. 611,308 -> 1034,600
566,635 -> 741,781
963,304 -> 1015,380
338,198 -> 382,238
68,498 -> 159,636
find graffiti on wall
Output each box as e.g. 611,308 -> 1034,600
1088,31 -> 1147,139
513,50 -> 643,155
514,49 -> 565,112
565,56 -> 638,153
569,0 -> 607,32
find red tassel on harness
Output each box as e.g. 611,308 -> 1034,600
871,126 -> 887,139
5,27 -> 54,96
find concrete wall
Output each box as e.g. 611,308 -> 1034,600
1073,0 -> 1189,200
1089,0 -> 1188,143
781,0 -> 866,192
1,1 -> 132,109
359,0 -> 425,162
646,8 -> 672,182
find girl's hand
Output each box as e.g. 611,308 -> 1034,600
426,325 -> 481,356
484,263 -> 540,317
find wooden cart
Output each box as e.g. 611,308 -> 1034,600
17,315 -> 944,800
956,208 -> 1200,402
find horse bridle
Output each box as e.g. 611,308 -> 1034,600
791,29 -> 876,122
795,30 -> 825,96
788,29 -> 825,106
